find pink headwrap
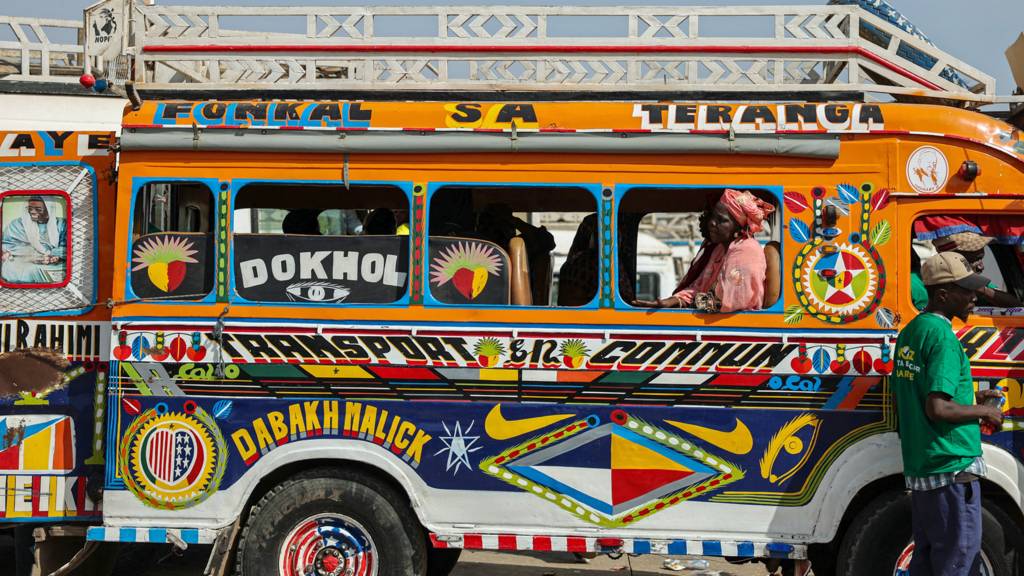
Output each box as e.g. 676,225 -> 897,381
719,189 -> 775,235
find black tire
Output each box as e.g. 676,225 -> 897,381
836,490 -> 1014,576
983,499 -> 1024,575
236,469 -> 427,576
426,548 -> 461,576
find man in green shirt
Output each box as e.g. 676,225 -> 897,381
892,251 -> 1004,576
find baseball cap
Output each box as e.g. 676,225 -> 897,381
933,232 -> 993,254
921,252 -> 989,290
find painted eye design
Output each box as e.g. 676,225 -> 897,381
760,413 -> 821,484
285,282 -> 350,303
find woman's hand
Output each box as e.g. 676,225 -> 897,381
632,297 -> 681,308
694,292 -> 721,312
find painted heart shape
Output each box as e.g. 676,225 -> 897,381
853,350 -> 873,374
167,261 -> 187,292
149,347 -> 169,362
169,337 -> 188,362
874,359 -> 893,375
186,346 -> 207,361
113,345 -> 131,361
451,267 -> 475,299
791,357 -> 812,374
830,360 -> 851,375
122,398 -> 141,416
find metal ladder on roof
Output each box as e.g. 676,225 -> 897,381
0,0 -> 1001,107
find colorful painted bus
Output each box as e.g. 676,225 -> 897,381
7,98 -> 1011,576
6,90 -> 1024,576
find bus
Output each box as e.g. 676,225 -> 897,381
65,98 -> 1019,576
2,2 -> 1023,576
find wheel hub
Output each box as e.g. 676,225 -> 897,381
280,513 -> 377,576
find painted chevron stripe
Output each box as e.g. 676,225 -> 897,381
86,526 -> 218,544
429,533 -> 802,558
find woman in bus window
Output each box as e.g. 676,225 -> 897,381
634,189 -> 773,312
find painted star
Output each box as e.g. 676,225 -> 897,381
435,420 -> 482,475
818,250 -> 865,306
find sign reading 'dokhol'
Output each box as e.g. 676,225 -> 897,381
234,235 -> 408,303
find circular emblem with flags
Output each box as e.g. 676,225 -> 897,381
129,412 -> 217,506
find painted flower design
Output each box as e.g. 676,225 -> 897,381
430,242 -> 502,300
473,337 -> 506,368
558,339 -> 590,369
132,236 -> 199,292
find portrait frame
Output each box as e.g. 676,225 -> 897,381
0,189 -> 73,289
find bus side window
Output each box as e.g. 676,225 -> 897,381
231,183 -> 409,304
129,181 -> 215,300
912,214 -> 1024,313
618,187 -> 780,311
428,185 -> 597,307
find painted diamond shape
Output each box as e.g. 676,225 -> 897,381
480,410 -> 743,527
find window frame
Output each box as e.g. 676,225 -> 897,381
228,178 -> 414,308
910,209 -> 1024,317
613,183 -> 785,314
424,181 -> 603,310
126,177 -> 219,304
0,189 -> 73,289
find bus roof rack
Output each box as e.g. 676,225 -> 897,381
0,0 -> 1007,108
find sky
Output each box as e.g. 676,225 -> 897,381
3,0 -> 1023,97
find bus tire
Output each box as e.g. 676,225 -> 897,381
983,498 -> 1024,575
427,548 -> 461,576
836,490 -> 1015,576
236,470 -> 427,576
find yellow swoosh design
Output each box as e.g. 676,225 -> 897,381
484,405 -> 574,440
665,418 -> 754,455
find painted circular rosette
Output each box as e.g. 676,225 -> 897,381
798,241 -> 881,323
119,405 -> 227,510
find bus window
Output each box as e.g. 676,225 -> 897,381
0,192 -> 71,288
619,187 -> 779,311
912,214 -> 1024,313
232,183 -> 409,304
428,185 -> 597,307
129,181 -> 215,300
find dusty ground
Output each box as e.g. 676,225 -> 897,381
148,549 -> 768,575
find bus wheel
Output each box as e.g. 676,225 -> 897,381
836,491 -> 1015,576
236,471 -> 427,576
426,548 -> 461,576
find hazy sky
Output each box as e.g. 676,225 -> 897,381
4,0 -> 1023,97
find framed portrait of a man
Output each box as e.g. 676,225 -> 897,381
0,191 -> 71,287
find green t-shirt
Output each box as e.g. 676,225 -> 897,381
910,271 -> 928,311
891,312 -> 981,477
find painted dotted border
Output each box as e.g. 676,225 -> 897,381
610,411 -> 743,525
216,184 -> 229,302
410,183 -> 426,305
600,188 -> 614,308
480,411 -> 743,528
480,417 -> 609,525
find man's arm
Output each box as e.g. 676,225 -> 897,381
925,392 -> 1002,426
976,285 -> 1022,308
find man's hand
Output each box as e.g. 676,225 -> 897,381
0,251 -> 9,262
976,389 -> 1003,404
980,405 -> 1004,428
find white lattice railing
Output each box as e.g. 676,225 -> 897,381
0,15 -> 84,83
0,1 -> 1003,105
